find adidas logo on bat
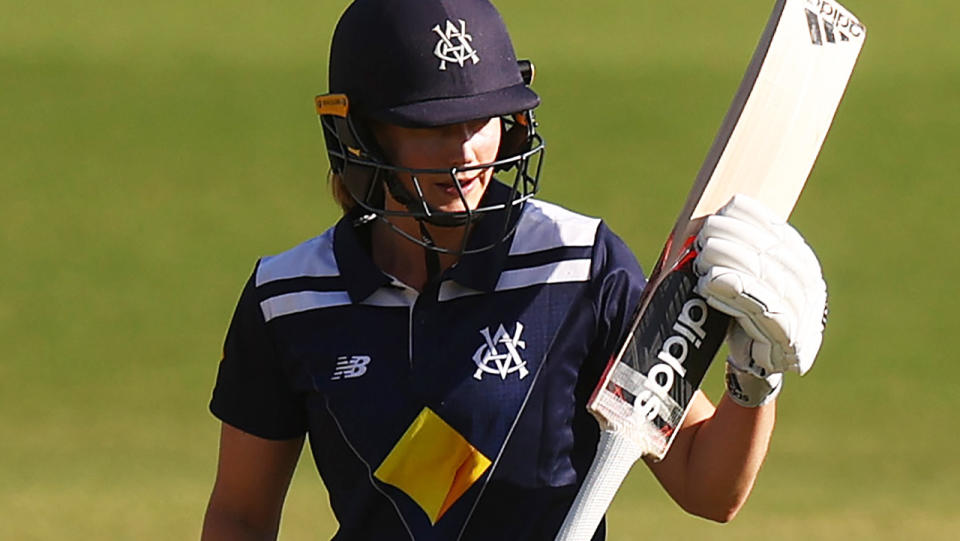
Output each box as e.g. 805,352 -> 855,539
804,0 -> 864,45
635,297 -> 710,422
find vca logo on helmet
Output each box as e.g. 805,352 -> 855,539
432,19 -> 480,71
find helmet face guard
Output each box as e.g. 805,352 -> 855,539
315,92 -> 545,255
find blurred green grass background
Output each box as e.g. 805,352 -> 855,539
1,0 -> 957,539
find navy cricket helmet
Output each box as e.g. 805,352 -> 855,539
315,0 -> 545,253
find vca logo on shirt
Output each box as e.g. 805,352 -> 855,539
472,322 -> 528,381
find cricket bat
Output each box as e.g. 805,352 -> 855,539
555,1 -> 865,539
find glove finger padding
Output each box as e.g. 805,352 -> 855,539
696,263 -> 792,349
695,216 -> 819,310
695,195 -> 827,376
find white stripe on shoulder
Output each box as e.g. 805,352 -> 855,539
260,291 -> 352,322
440,259 -> 591,301
496,259 -> 592,292
509,199 -> 601,256
440,259 -> 593,302
256,228 -> 339,286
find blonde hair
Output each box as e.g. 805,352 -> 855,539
329,171 -> 356,215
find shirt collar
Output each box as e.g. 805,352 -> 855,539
333,212 -> 393,303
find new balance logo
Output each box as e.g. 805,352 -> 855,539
804,0 -> 864,46
332,355 -> 371,380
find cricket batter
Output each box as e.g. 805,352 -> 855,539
202,0 -> 828,539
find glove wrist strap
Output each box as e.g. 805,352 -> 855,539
725,356 -> 783,407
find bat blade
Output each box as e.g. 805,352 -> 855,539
556,1 -> 865,539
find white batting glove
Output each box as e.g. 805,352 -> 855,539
694,195 -> 828,388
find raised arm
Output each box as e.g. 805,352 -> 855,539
647,195 -> 827,522
645,391 -> 775,522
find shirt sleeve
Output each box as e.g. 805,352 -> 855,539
209,264 -> 307,440
591,222 -> 648,363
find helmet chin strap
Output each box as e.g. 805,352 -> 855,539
417,221 -> 442,284
383,173 -> 474,285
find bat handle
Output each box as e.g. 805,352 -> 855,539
554,428 -> 645,541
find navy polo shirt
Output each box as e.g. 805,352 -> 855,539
210,187 -> 647,541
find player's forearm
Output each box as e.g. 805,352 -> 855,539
679,394 -> 776,522
201,507 -> 281,541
